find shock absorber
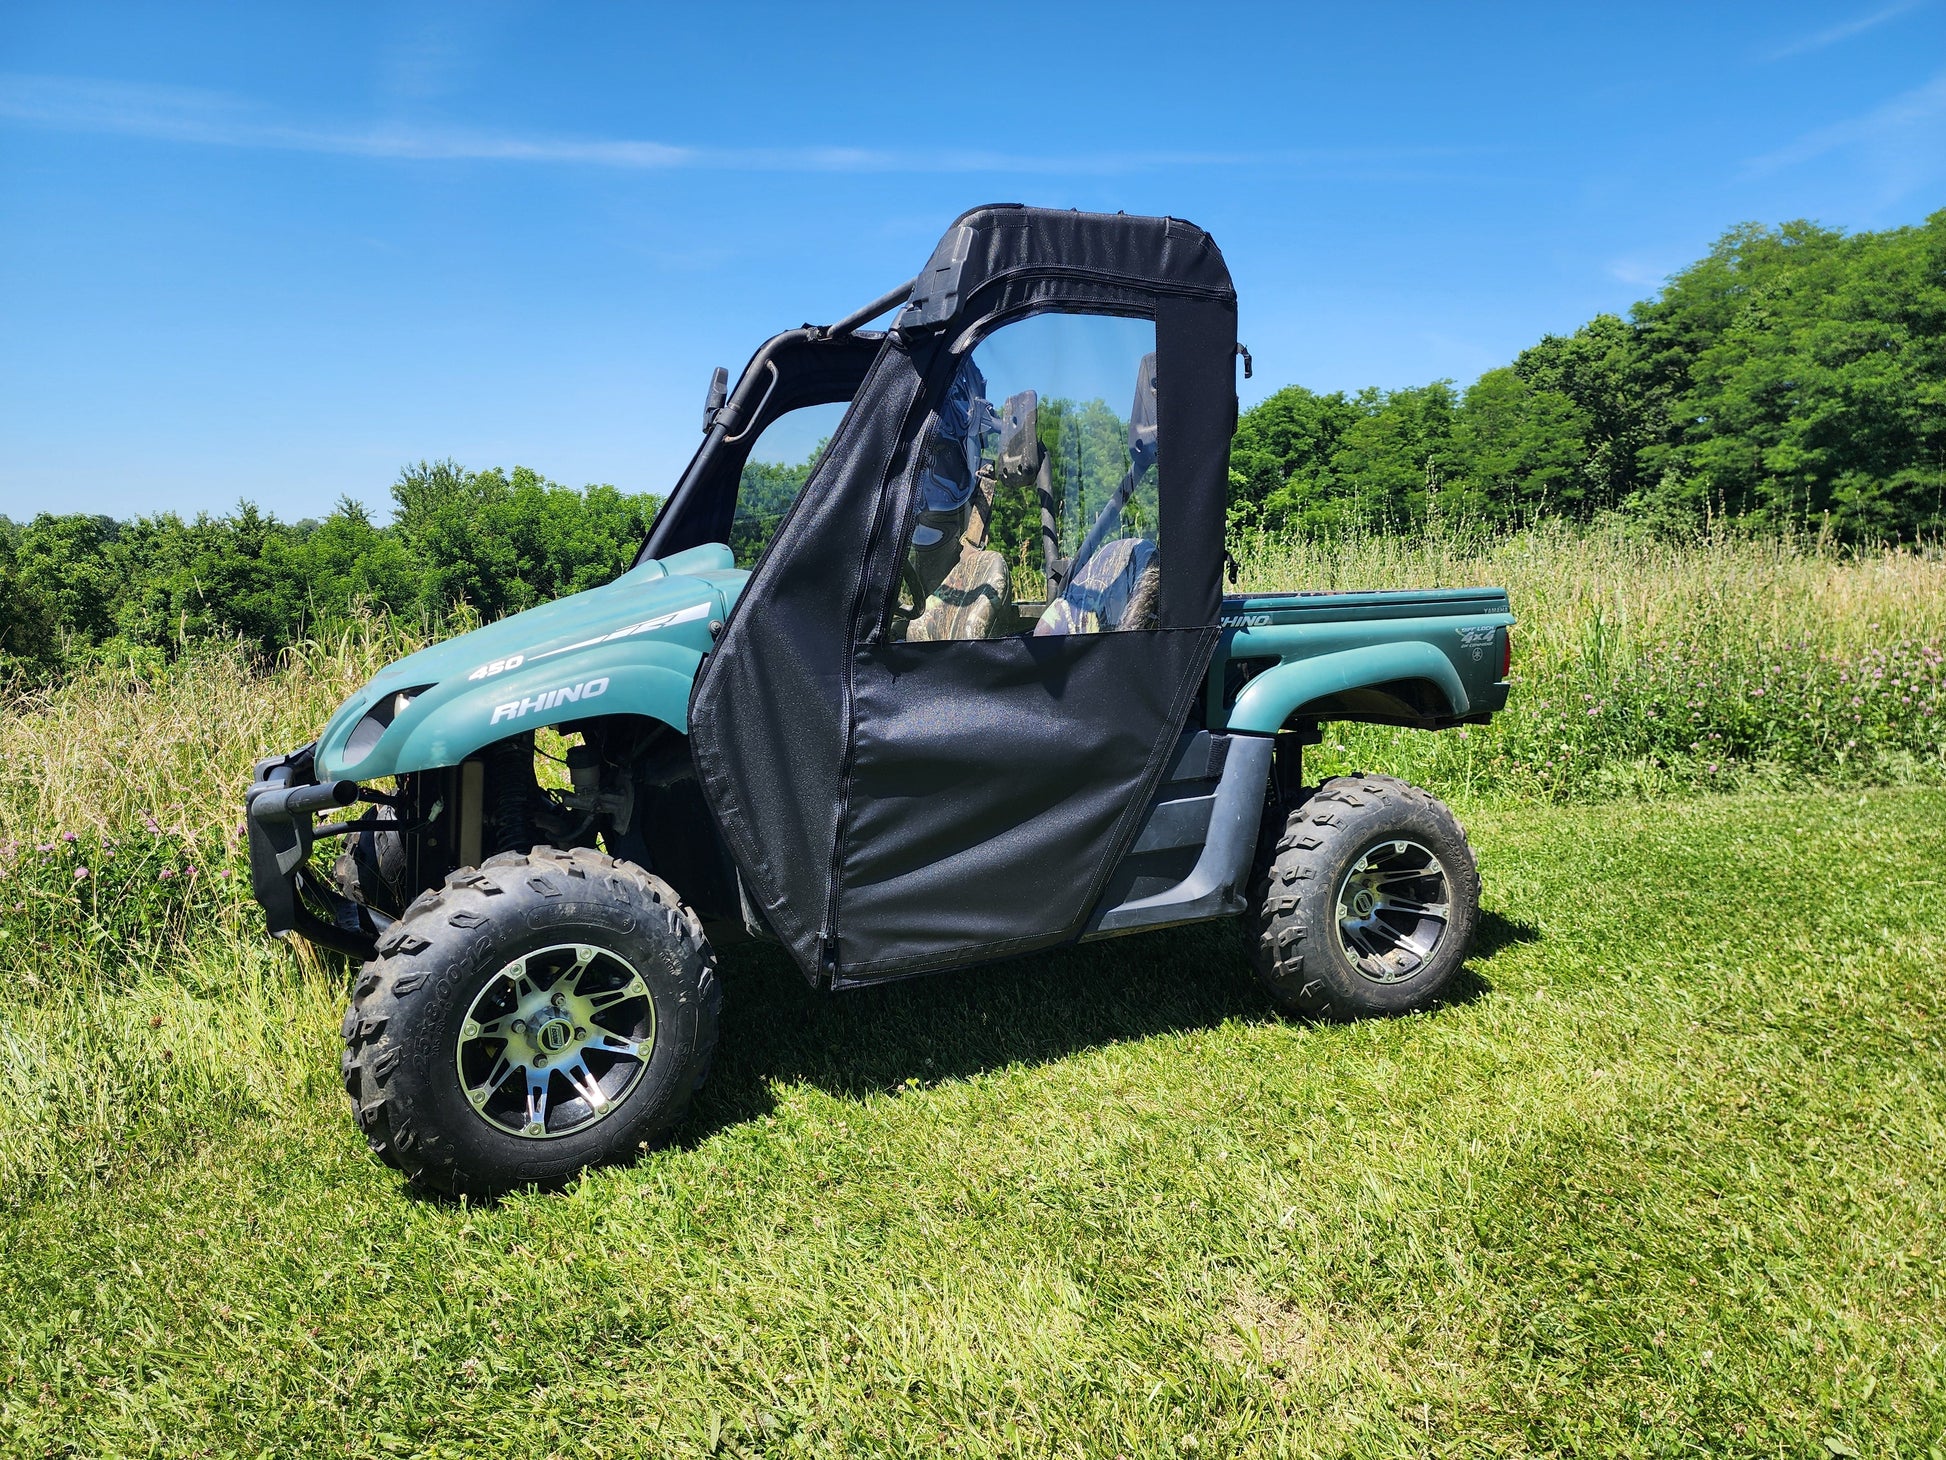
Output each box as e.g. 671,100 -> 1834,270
485,734 -> 538,857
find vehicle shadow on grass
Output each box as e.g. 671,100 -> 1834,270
683,907 -> 1536,1141
1471,907 -> 1541,961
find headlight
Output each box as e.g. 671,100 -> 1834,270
340,684 -> 434,768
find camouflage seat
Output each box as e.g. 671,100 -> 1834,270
1032,537 -> 1159,636
898,450 -> 1017,641
905,547 -> 1012,642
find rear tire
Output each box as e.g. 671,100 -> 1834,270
340,845 -> 719,1198
1248,775 -> 1479,1021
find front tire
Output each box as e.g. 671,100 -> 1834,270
1248,775 -> 1479,1021
340,845 -> 720,1198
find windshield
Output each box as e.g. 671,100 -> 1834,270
728,401 -> 847,568
636,327 -> 880,568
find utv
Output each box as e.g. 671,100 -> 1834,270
247,206 -> 1514,1197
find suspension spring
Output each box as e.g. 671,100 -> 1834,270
486,735 -> 539,857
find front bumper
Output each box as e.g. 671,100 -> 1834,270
245,744 -> 381,961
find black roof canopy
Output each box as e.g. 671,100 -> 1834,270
896,204 -> 1236,338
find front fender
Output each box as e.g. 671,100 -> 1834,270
324,638 -> 705,779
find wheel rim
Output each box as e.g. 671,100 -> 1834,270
1332,839 -> 1453,986
453,943 -> 656,1139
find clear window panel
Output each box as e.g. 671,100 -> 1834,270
730,401 -> 847,568
894,312 -> 1159,641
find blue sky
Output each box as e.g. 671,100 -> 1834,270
2,1 -> 1941,521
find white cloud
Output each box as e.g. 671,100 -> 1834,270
1606,258 -> 1671,288
0,73 -> 1477,178
1757,0 -> 1930,62
1743,67 -> 1946,204
0,75 -> 702,165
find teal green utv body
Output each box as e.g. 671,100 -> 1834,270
246,204 -> 1516,1201
316,551 -> 1510,786
312,543 -> 740,783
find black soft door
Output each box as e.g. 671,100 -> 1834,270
835,627 -> 1212,977
689,207 -> 1236,984
829,306 -> 1221,979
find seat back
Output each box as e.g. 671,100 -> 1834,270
904,468 -> 1015,641
1032,536 -> 1158,636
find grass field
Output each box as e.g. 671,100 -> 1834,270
2,790 -> 1943,1455
2,530 -> 1944,1455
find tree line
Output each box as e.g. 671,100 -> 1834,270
0,464 -> 659,675
4,212 -> 1940,679
1231,210 -> 1944,537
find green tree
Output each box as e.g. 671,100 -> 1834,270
1633,211 -> 1946,536
391,460 -> 660,620
0,525 -> 62,675
1513,311 -> 1653,513
296,498 -> 421,624
1227,386 -> 1359,532
1324,383 -> 1461,531
1450,368 -> 1591,524
10,513 -> 123,646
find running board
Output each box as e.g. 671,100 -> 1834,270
1082,732 -> 1274,938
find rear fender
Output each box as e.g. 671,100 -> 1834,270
1225,634 -> 1469,733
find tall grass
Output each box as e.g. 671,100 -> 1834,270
4,527 -> 1939,839
0,616 -> 421,843
0,527 -> 1939,988
1235,524 -> 1946,797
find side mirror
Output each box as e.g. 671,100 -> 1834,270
1128,352 -> 1158,472
996,390 -> 1042,486
702,366 -> 729,434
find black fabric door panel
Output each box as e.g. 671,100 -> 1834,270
690,209 -> 1238,986
834,626 -> 1215,978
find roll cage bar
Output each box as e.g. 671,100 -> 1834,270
633,278 -> 916,568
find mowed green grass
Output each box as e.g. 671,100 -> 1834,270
3,789 -> 1944,1457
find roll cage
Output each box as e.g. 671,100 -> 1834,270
636,281 -> 912,567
